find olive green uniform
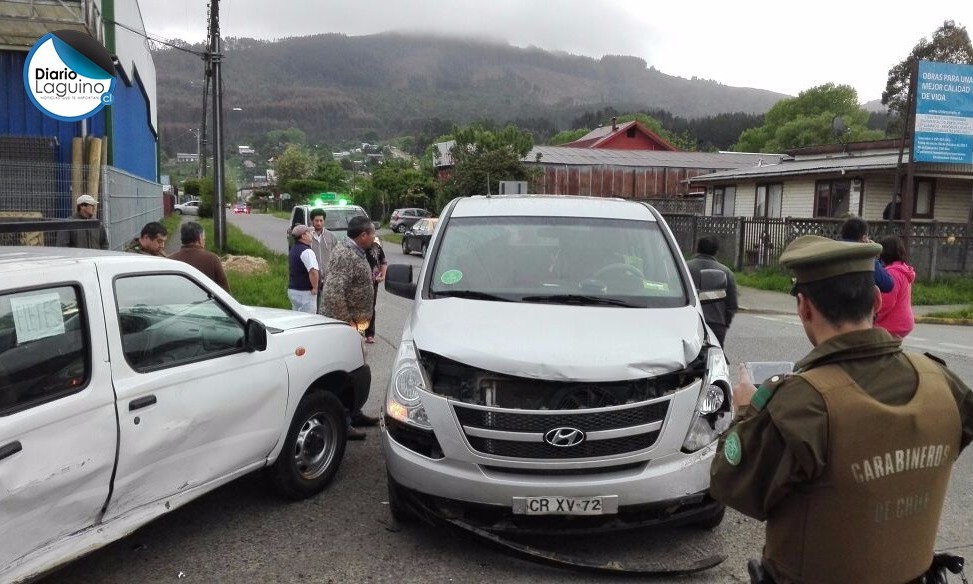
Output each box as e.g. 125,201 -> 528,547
711,328 -> 973,583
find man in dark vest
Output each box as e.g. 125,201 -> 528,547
710,235 -> 973,584
287,224 -> 319,313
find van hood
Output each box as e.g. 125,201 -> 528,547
246,306 -> 342,331
411,299 -> 705,381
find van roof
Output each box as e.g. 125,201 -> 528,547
450,195 -> 658,221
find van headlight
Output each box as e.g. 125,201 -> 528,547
682,348 -> 733,452
386,341 -> 432,429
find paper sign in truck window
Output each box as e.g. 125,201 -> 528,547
11,292 -> 65,344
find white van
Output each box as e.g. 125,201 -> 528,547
381,195 -> 733,532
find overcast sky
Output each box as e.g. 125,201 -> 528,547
139,0 -> 969,103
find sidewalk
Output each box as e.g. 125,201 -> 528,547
737,286 -> 972,325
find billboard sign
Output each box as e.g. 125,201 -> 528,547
23,30 -> 115,122
913,60 -> 973,164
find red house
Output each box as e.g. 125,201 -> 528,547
564,118 -> 679,151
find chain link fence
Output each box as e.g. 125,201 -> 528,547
0,160 -> 162,250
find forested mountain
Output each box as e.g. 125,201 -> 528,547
154,32 -> 788,152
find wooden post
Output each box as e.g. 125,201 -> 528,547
86,137 -> 103,198
71,137 -> 84,199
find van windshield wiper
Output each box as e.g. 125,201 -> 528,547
432,290 -> 513,302
519,294 -> 636,307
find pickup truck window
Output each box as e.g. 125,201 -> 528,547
0,285 -> 89,415
115,274 -> 245,373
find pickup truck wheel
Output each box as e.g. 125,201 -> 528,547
268,391 -> 346,500
387,472 -> 415,523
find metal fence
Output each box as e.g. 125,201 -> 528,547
662,213 -> 973,280
0,160 -> 162,250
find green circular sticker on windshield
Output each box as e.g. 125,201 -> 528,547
724,431 -> 742,466
440,269 -> 463,285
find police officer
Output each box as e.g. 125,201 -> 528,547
710,235 -> 973,584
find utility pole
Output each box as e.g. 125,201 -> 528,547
208,0 -> 226,251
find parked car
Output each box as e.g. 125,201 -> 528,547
401,218 -> 438,256
0,248 -> 370,582
173,200 -> 200,215
382,195 -> 732,532
287,204 -> 377,248
232,202 -> 250,214
389,208 -> 431,233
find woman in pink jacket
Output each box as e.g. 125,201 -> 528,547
876,235 -> 915,338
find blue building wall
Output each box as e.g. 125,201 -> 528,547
110,67 -> 158,181
0,50 -> 106,164
1,49 -> 157,182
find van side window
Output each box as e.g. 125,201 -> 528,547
115,274 -> 245,373
0,286 -> 90,415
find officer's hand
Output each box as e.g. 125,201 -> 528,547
734,364 -> 757,408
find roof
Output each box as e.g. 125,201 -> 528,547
688,152 -> 905,183
451,195 -> 658,221
0,246 -> 163,272
526,146 -> 782,169
566,120 -> 678,151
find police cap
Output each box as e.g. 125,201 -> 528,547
779,235 -> 882,284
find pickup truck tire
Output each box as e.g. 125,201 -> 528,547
268,390 -> 347,500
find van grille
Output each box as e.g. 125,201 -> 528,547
454,400 -> 669,460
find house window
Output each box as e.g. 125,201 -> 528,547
755,183 -> 782,217
626,127 -> 636,138
712,186 -> 736,216
814,179 -> 851,217
914,179 -> 934,218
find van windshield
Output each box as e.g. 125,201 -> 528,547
428,216 -> 690,308
323,207 -> 368,231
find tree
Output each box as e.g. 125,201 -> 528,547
733,84 -> 883,152
371,159 -> 434,211
311,160 -> 349,192
550,128 -> 589,145
273,144 -> 317,188
883,20 -> 973,132
444,124 -> 535,201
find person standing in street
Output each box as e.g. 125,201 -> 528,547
710,235 -> 973,584
686,235 -> 738,346
56,194 -> 109,249
170,221 -> 230,292
363,239 -> 388,344
875,235 -> 915,339
287,225 -> 319,313
124,222 -> 168,256
839,217 -> 894,293
308,208 -> 338,310
320,216 -> 380,438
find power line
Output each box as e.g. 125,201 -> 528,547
103,18 -> 207,57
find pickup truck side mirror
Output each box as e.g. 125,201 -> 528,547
697,268 -> 728,302
385,263 -> 416,299
245,319 -> 268,352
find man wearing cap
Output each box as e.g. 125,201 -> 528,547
710,235 -> 973,584
287,224 -> 319,313
56,194 -> 109,249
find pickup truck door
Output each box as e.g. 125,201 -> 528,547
98,269 -> 287,519
0,274 -> 117,574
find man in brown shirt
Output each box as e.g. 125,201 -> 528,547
710,235 -> 973,584
169,221 -> 230,293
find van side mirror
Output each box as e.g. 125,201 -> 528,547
385,263 -> 416,299
244,319 -> 268,352
697,269 -> 727,302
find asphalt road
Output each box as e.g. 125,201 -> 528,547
47,213 -> 973,583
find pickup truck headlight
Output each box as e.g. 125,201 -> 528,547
386,341 -> 432,429
682,348 -> 733,452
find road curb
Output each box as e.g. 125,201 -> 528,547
737,306 -> 792,316
914,316 -> 973,326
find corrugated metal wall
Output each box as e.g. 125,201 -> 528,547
532,164 -> 717,198
109,67 -> 158,181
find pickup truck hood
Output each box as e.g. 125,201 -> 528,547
411,299 -> 704,381
246,306 -> 341,330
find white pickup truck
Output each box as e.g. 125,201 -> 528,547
0,247 -> 370,583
